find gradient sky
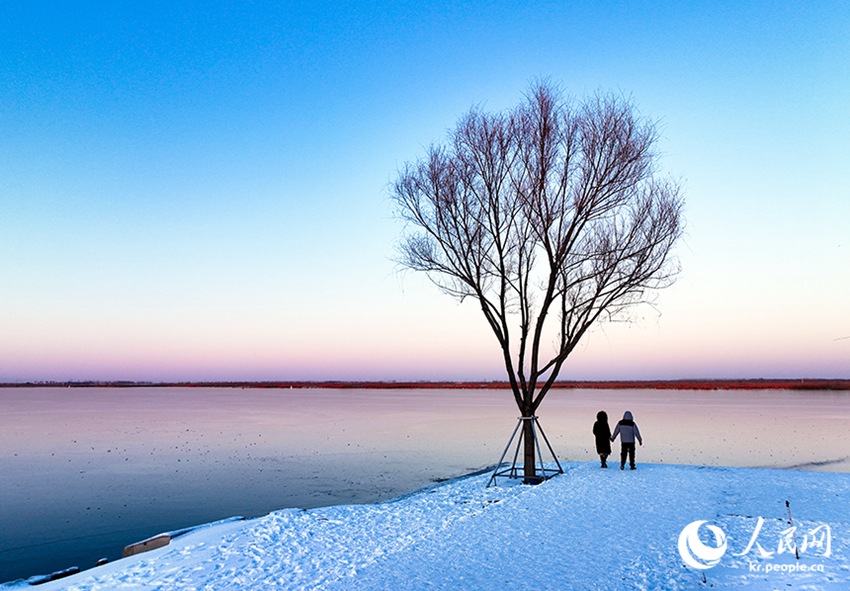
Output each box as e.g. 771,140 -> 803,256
1,1 -> 848,382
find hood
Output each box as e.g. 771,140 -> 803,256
596,410 -> 608,422
623,411 -> 633,421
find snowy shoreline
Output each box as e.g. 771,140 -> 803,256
6,462 -> 850,590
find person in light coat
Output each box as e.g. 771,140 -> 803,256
611,410 -> 642,470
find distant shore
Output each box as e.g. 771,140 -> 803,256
2,378 -> 849,390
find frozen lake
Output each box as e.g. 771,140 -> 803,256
1,386 -> 849,583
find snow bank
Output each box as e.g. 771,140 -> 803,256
9,463 -> 850,590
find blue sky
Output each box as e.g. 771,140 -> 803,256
1,1 -> 848,381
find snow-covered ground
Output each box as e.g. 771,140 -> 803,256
6,463 -> 849,590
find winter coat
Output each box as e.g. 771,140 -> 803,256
611,411 -> 642,445
592,411 -> 612,454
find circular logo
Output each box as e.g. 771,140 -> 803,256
678,520 -> 728,570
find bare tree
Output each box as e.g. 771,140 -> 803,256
392,82 -> 684,481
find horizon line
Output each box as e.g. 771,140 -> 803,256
3,378 -> 850,391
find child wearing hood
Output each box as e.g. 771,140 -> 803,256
592,411 -> 612,468
611,410 -> 642,470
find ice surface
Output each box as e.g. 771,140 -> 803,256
5,387 -> 850,583
6,462 -> 849,590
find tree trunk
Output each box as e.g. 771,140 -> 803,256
522,415 -> 537,483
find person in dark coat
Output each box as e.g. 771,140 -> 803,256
611,410 -> 643,470
592,410 -> 612,468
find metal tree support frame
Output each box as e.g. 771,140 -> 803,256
487,416 -> 564,487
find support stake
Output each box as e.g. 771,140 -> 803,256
487,416 -> 563,487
